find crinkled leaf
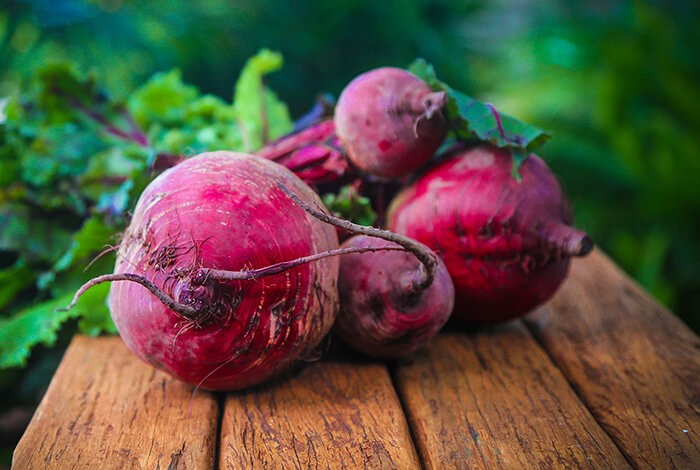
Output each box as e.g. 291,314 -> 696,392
409,58 -> 551,176
129,73 -> 243,154
448,88 -> 551,151
0,282 -> 111,369
233,49 -> 292,151
81,144 -> 148,181
128,69 -> 199,128
5,65 -> 147,214
323,186 -> 376,226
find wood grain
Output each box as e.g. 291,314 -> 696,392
220,356 -> 420,469
526,250 -> 700,469
12,335 -> 219,470
393,324 -> 629,469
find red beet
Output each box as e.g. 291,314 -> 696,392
335,235 -> 454,358
334,67 -> 448,178
279,187 -> 454,358
71,152 -> 341,390
387,144 -> 593,325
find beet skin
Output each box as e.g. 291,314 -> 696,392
388,145 -> 593,325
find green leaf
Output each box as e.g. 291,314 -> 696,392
53,216 -> 116,274
36,63 -> 135,140
0,123 -> 23,187
409,58 -> 551,175
129,72 -> 244,154
233,49 -> 292,151
0,52 -> 297,373
128,69 -> 199,128
0,282 -> 111,369
78,297 -> 117,337
448,88 -> 551,151
21,123 -> 106,187
36,63 -> 102,123
407,58 -> 439,88
0,204 -> 74,265
323,186 -> 376,227
0,263 -> 34,312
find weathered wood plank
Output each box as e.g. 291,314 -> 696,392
220,356 -> 420,469
393,323 -> 629,469
12,336 -> 218,470
526,250 -> 700,469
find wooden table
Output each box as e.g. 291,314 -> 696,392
12,251 -> 700,469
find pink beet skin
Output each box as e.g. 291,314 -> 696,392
334,235 -> 454,358
387,144 -> 593,325
109,152 -> 339,390
334,67 -> 448,178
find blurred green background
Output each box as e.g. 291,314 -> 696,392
1,0 -> 699,459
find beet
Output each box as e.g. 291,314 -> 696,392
334,67 -> 448,178
387,144 -> 593,325
70,152 -> 340,390
335,235 -> 454,358
279,186 -> 454,358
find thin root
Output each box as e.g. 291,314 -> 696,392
277,183 -> 439,292
59,273 -> 197,319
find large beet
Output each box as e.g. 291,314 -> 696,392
387,144 -> 593,325
107,152 -> 339,390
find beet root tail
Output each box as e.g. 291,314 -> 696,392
542,221 -> 594,257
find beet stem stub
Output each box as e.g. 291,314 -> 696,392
421,91 -> 448,121
277,183 -> 438,293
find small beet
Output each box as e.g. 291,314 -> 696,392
335,235 -> 454,358
280,186 -> 454,358
387,144 -> 593,325
334,67 -> 448,178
